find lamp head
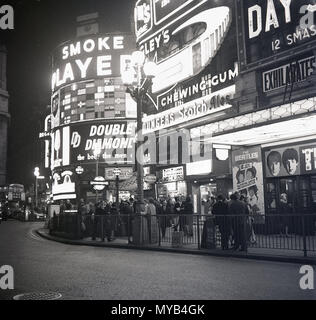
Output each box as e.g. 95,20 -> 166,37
143,61 -> 157,78
131,51 -> 145,66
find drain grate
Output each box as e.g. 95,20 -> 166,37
13,292 -> 62,300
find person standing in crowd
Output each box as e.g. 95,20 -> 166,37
166,198 -> 175,230
106,203 -> 117,242
158,200 -> 168,240
91,202 -> 101,241
244,196 -> 256,244
146,198 -> 158,244
228,193 -> 247,251
173,197 -> 181,231
212,195 -> 230,250
78,199 -> 88,238
279,193 -> 291,237
127,198 -> 135,243
59,200 -> 66,214
183,196 -> 194,237
65,199 -> 73,210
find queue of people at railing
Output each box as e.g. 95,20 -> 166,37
57,192 -> 258,250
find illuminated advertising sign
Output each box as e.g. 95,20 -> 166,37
52,171 -> 76,201
50,34 -> 137,128
135,0 -> 238,119
262,54 -> 316,93
240,0 -> 316,69
143,84 -> 234,133
51,126 -> 70,170
70,121 -> 137,165
105,167 -> 134,181
162,166 -> 184,182
51,34 -> 136,91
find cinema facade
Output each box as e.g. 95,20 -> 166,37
135,0 -> 316,218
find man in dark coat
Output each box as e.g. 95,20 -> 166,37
228,193 -> 248,251
212,195 -> 230,250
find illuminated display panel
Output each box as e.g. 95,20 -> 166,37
51,77 -> 135,128
240,0 -> 316,69
51,33 -> 136,128
135,0 -> 238,130
154,0 -> 195,25
50,120 -> 137,170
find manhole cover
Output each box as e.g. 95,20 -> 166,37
13,292 -> 62,300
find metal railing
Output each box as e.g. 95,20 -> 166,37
48,213 -> 316,257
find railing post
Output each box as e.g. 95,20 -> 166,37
158,216 -> 161,247
101,216 -> 104,242
197,215 -> 201,250
302,214 -> 307,258
243,215 -> 248,253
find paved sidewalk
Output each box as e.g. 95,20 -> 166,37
37,228 -> 316,265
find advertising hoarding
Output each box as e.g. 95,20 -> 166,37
135,0 -> 238,120
232,147 -> 265,216
239,0 -> 316,69
51,34 -> 137,128
262,54 -> 316,93
51,34 -> 136,91
265,141 -> 316,177
265,146 -> 301,178
70,121 -> 137,165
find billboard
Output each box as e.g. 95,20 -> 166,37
232,147 -> 265,216
265,141 -> 316,177
240,0 -> 316,69
135,0 -> 238,119
262,53 -> 316,93
51,34 -> 136,91
51,34 -> 137,128
70,121 -> 137,165
265,146 -> 301,178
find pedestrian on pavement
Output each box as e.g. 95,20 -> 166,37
182,196 -> 194,237
158,200 -> 168,240
228,193 -> 248,251
146,198 -> 158,244
212,195 -> 230,250
279,193 -> 291,237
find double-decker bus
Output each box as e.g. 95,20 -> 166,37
0,184 -> 25,218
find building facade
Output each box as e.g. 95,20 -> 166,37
134,0 -> 316,223
0,44 -> 9,186
47,14 -> 138,204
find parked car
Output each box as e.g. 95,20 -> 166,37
33,212 -> 47,220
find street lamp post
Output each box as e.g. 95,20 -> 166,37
93,145 -> 102,203
34,167 -> 40,209
75,165 -> 84,239
122,51 -> 156,214
113,168 -> 122,214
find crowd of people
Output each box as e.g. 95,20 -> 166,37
56,193 -> 259,251
208,193 -> 257,252
74,196 -> 196,244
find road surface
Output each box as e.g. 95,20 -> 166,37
0,220 -> 315,300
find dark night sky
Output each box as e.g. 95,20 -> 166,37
1,0 -> 135,188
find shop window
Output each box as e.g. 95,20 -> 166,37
299,177 -> 310,208
266,181 -> 277,210
311,176 -> 316,204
